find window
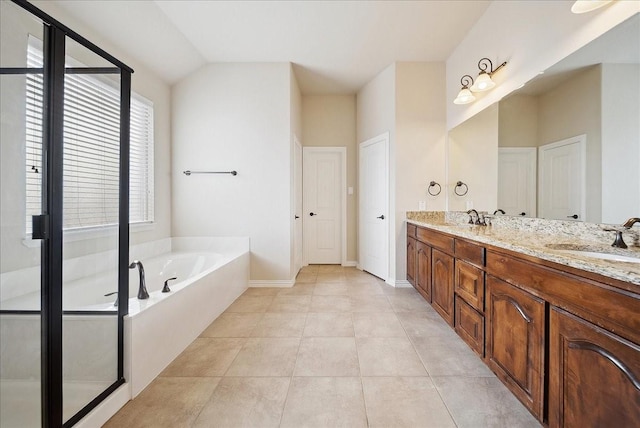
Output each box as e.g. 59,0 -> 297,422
25,38 -> 154,234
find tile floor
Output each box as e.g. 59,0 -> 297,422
105,265 -> 541,428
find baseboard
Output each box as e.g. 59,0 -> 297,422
249,279 -> 295,288
394,279 -> 413,288
342,260 -> 358,267
76,383 -> 131,428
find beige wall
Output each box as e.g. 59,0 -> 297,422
499,94 -> 538,148
601,63 -> 640,224
447,1 -> 638,129
538,65 -> 601,222
395,62 -> 447,280
302,95 -> 357,263
356,62 -> 447,283
357,64 -> 396,280
1,1 -> 172,272
171,63 -> 294,282
448,103 -> 499,213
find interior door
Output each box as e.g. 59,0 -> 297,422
539,135 -> 585,221
359,133 -> 389,280
303,148 -> 342,264
294,139 -> 303,273
498,148 -> 537,217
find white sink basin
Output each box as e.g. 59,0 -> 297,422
556,250 -> 640,264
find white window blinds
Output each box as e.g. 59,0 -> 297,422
25,39 -> 154,234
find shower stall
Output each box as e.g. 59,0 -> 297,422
1,0 -> 131,426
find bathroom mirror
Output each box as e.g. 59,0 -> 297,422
448,13 -> 640,224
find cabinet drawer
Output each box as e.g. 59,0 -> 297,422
486,250 -> 640,345
455,260 -> 484,312
407,223 -> 417,238
416,227 -> 454,255
455,296 -> 485,357
455,239 -> 485,267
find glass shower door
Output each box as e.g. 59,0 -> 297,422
61,36 -> 122,424
0,2 -> 45,426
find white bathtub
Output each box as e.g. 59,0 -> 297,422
0,236 -> 250,425
124,237 -> 250,397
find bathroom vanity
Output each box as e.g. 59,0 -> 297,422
406,214 -> 640,427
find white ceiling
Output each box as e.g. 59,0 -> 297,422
47,0 -> 491,94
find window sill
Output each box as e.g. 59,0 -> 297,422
22,222 -> 155,248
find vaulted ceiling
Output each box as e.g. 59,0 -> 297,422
41,0 -> 491,93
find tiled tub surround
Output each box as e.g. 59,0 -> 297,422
407,211 -> 640,286
0,237 -> 250,426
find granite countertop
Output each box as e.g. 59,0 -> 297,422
406,213 -> 640,287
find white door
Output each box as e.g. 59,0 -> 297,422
303,148 -> 343,264
539,135 -> 585,221
359,133 -> 389,280
294,139 -> 303,273
498,148 -> 537,217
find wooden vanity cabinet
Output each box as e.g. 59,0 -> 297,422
453,239 -> 486,356
407,235 -> 417,287
549,307 -> 640,428
406,221 -> 640,426
455,295 -> 484,355
416,241 -> 432,302
431,248 -> 455,326
486,275 -> 545,420
454,260 -> 484,312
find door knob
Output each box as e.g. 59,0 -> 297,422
377,215 -> 385,220
295,215 -> 300,219
567,214 -> 578,219
309,212 -> 316,216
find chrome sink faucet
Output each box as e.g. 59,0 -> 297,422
129,260 -> 149,299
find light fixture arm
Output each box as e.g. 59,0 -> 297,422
460,74 -> 474,88
478,58 -> 507,76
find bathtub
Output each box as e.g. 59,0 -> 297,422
124,237 -> 250,397
0,236 -> 249,424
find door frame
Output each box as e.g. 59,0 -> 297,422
302,146 -> 347,266
538,134 -> 586,221
358,132 -> 390,281
293,137 -> 303,275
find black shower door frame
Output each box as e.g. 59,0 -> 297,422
4,1 -> 133,426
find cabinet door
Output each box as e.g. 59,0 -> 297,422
416,241 -> 432,302
486,275 -> 545,420
407,236 -> 417,287
455,295 -> 484,356
432,249 -> 454,326
549,308 -> 640,428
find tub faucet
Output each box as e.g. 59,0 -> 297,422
622,218 -> 640,229
129,260 -> 149,299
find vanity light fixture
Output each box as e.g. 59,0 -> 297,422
470,58 -> 507,92
453,75 -> 476,105
571,0 -> 613,14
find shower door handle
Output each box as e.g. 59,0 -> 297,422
309,212 -> 316,216
31,214 -> 49,239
